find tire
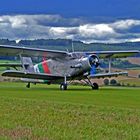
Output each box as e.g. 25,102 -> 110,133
60,83 -> 67,90
26,83 -> 30,88
92,83 -> 99,90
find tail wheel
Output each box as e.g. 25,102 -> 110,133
92,82 -> 99,90
60,83 -> 67,90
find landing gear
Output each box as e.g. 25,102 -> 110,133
26,82 -> 30,88
60,83 -> 67,90
60,76 -> 68,90
82,77 -> 99,90
91,82 -> 99,90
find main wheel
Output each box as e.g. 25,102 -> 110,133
60,83 -> 67,90
26,83 -> 30,88
92,82 -> 99,90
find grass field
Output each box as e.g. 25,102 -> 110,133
119,78 -> 140,87
0,82 -> 140,140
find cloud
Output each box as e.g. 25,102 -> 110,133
129,38 -> 140,42
79,24 -> 116,38
111,19 -> 140,30
0,14 -> 140,43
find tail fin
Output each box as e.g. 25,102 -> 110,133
21,57 -> 35,72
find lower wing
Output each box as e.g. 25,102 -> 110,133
2,70 -> 64,80
89,71 -> 128,78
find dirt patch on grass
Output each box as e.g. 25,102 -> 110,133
127,58 -> 140,65
0,127 -> 48,140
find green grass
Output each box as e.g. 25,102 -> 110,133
0,82 -> 140,140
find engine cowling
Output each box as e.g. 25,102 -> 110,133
78,55 -> 100,72
70,54 -> 100,76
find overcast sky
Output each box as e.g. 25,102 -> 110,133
0,0 -> 140,43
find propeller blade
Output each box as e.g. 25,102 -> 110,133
90,65 -> 96,75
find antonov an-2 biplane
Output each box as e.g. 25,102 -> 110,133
0,45 -> 139,90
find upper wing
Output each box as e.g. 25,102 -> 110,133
0,45 -> 139,59
86,50 -> 140,58
72,50 -> 139,59
0,45 -> 69,59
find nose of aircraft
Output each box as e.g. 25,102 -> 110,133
89,55 -> 100,75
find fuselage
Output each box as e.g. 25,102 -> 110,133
34,57 -> 92,77
21,54 -> 99,84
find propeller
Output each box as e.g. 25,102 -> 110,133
89,55 -> 100,75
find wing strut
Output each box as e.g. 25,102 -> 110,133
19,54 -> 26,71
108,58 -> 112,73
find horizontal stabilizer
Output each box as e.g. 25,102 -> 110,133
89,71 -> 128,78
2,70 -> 64,80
